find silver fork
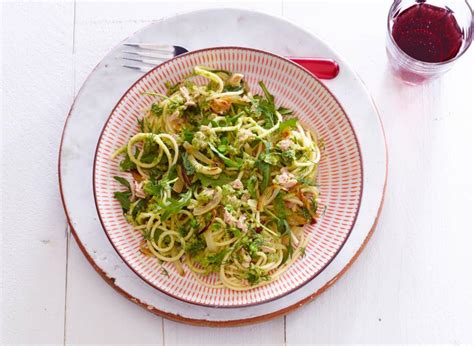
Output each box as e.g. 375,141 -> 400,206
121,43 -> 339,79
122,43 -> 188,72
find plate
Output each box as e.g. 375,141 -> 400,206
59,8 -> 386,325
94,47 -> 363,307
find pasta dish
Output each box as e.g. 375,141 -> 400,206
111,66 -> 323,290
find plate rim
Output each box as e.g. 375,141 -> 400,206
58,7 -> 387,326
92,45 -> 365,308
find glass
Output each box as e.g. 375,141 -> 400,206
386,0 -> 473,84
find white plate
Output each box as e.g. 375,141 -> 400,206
59,8 -> 387,325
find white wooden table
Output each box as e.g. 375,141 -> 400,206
2,0 -> 472,344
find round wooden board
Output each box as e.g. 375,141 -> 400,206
59,8 -> 387,326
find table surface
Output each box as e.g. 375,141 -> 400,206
2,0 -> 472,344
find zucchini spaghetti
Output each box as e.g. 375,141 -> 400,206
111,66 -> 323,290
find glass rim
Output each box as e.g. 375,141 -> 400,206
386,0 -> 474,66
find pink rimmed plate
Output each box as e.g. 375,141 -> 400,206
93,47 -> 363,307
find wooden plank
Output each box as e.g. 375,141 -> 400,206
1,2 -> 74,344
157,1 -> 287,343
63,3 -> 164,344
163,319 -> 284,345
65,2 -> 286,345
283,0 -> 472,344
65,236 -> 164,345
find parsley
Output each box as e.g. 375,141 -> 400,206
246,264 -> 269,285
179,226 -> 189,238
131,198 -> 147,219
137,118 -> 145,132
279,118 -> 298,132
262,153 -> 280,166
301,207 -> 312,222
113,176 -> 131,190
183,128 -> 194,143
113,176 -> 132,212
189,218 -> 200,229
258,81 -> 274,104
277,107 -> 292,115
256,160 -> 270,193
245,176 -> 258,199
217,144 -> 228,154
114,191 -> 132,212
181,153 -> 195,175
185,237 -> 206,256
247,235 -> 264,256
143,170 -> 177,197
143,180 -> 163,197
160,189 -> 193,221
119,153 -> 136,171
278,219 -> 294,263
199,250 -> 229,271
150,103 -> 163,116
165,81 -> 180,95
281,149 -> 295,165
230,227 -> 241,238
274,192 -> 288,220
255,81 -> 277,129
256,141 -> 272,192
209,144 -> 242,168
296,177 -> 317,186
197,173 -> 234,188
141,137 -> 159,164
142,228 -> 152,241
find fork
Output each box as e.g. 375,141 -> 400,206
121,43 -> 340,79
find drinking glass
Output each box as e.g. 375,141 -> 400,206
386,0 -> 473,84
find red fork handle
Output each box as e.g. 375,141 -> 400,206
288,57 -> 340,80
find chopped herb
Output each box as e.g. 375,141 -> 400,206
140,137 -> 159,164
113,176 -> 132,212
181,153 -> 195,175
258,81 -> 274,104
246,264 -> 269,285
160,189 -> 193,221
150,103 -> 163,116
114,191 -> 132,212
277,107 -> 292,115
197,173 -> 234,188
209,144 -> 242,168
296,177 -> 317,186
137,118 -> 145,132
245,176 -> 258,199
185,237 -> 206,256
179,226 -> 188,238
119,153 -> 136,171
230,227 -> 241,238
161,267 -> 170,276
183,128 -> 194,143
281,149 -> 295,165
142,228 -> 152,241
113,176 -> 131,190
257,160 -> 270,193
132,198 -> 147,219
279,118 -> 298,132
217,144 -> 228,154
199,250 -> 229,271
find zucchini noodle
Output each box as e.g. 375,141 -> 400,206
112,66 -> 323,290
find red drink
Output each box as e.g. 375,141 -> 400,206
392,3 -> 463,63
386,0 -> 472,84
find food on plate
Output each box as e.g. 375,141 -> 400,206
111,66 -> 323,290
